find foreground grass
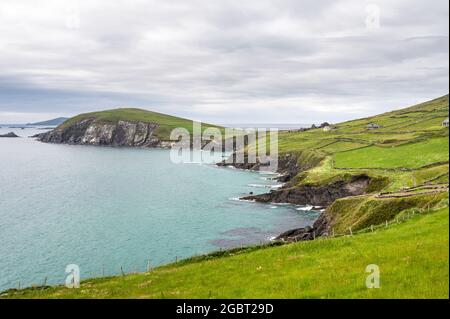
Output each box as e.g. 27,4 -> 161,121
5,207 -> 448,299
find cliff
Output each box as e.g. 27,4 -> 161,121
242,174 -> 371,207
37,117 -> 168,148
35,108 -> 224,148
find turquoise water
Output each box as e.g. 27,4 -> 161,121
0,127 -> 319,291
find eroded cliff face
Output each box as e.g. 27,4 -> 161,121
236,162 -> 372,242
242,174 -> 371,207
37,118 -> 171,148
262,175 -> 372,242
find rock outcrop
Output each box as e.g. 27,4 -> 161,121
275,212 -> 333,242
219,147 -> 373,242
36,118 -> 171,148
275,226 -> 316,241
242,174 -> 371,207
0,132 -> 19,138
242,173 -> 372,243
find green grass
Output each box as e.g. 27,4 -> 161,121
60,108 -> 223,140
326,192 -> 448,233
264,95 -> 449,193
334,137 -> 449,169
4,207 -> 448,299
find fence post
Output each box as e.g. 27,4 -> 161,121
349,227 -> 353,236
332,228 -> 335,237
120,266 -> 125,277
385,220 -> 388,228
371,225 -> 374,232
147,259 -> 151,272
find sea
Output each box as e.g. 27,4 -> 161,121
0,125 -> 320,291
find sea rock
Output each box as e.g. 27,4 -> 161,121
275,226 -> 315,242
0,132 -> 19,138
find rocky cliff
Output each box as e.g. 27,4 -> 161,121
221,150 -> 374,241
242,174 -> 371,207
37,118 -> 172,148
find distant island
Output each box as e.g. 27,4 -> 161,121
0,132 -> 19,138
34,109 -> 221,148
27,117 -> 68,126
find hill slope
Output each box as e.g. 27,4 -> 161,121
243,95 -> 449,239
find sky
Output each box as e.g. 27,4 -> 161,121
0,0 -> 448,124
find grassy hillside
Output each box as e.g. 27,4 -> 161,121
274,95 -> 449,193
3,206 -> 448,299
334,137 -> 448,169
59,108 -> 223,140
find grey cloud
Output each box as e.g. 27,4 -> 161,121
0,0 -> 448,123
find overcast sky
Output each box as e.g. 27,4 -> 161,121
0,0 -> 448,124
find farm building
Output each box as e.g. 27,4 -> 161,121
323,125 -> 335,132
443,118 -> 449,127
366,122 -> 380,129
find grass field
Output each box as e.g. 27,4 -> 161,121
271,95 -> 449,193
3,207 -> 448,299
334,137 -> 449,169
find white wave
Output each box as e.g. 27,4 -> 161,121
296,205 -> 314,211
248,183 -> 283,189
229,197 -> 256,203
270,202 -> 291,206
